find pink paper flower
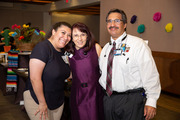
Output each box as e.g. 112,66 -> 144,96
153,12 -> 161,22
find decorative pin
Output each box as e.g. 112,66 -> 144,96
120,44 -> 126,52
126,47 -> 130,52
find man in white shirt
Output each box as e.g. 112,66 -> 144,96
99,8 -> 161,120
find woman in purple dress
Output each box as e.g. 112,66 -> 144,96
66,22 -> 104,120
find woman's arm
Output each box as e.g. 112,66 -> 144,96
95,43 -> 102,57
29,58 -> 48,120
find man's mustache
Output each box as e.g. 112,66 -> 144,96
109,26 -> 119,29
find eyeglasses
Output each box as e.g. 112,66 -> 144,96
106,19 -> 124,24
73,33 -> 87,39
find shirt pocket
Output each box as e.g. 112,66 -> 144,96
114,55 -> 130,73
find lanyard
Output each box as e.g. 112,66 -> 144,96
114,35 -> 127,56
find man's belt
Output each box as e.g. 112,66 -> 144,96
103,88 -> 145,96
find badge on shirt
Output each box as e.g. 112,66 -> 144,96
114,49 -> 122,56
64,51 -> 73,58
61,55 -> 69,64
114,44 -> 130,56
120,44 -> 126,52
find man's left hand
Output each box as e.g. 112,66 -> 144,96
144,105 -> 156,120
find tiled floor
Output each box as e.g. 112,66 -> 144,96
0,90 -> 180,120
0,91 -> 29,120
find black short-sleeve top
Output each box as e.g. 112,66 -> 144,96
26,39 -> 70,110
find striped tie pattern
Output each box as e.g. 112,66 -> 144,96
106,42 -> 116,96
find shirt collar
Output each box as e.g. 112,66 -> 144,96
110,32 -> 127,45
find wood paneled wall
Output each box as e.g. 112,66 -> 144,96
153,51 -> 180,95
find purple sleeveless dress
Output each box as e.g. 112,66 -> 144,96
69,45 -> 104,120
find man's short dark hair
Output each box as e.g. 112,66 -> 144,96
106,9 -> 127,24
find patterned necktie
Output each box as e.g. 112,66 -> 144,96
106,42 -> 116,96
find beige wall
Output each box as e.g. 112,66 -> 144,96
100,0 -> 180,53
51,12 -> 100,42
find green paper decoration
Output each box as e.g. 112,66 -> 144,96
137,24 -> 145,33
